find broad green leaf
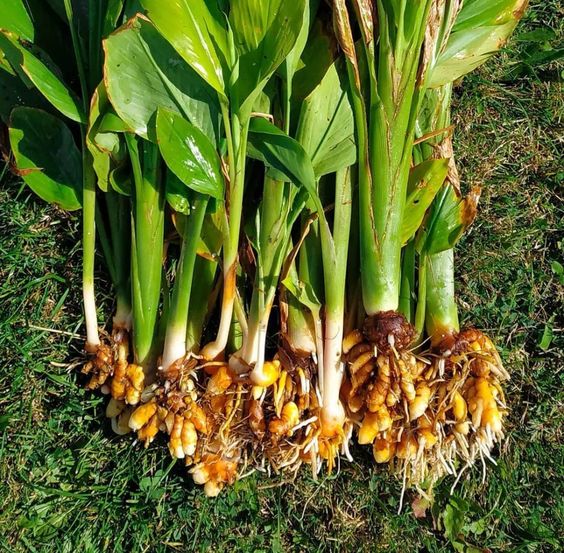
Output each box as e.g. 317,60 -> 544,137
156,109 -> 224,200
230,0 -> 307,118
97,112 -> 131,133
0,0 -> 34,41
443,496 -> 470,544
428,0 -> 525,88
453,0 -> 525,31
401,159 -> 449,245
104,16 -> 220,144
0,50 -> 14,74
0,31 -> 85,123
9,107 -> 82,210
199,210 -> 223,258
551,260 -> 564,285
87,85 -> 111,191
140,0 -> 228,96
248,117 -> 320,213
296,61 -> 355,177
515,28 -> 556,42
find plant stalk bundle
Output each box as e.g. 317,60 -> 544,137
1,0 -> 527,498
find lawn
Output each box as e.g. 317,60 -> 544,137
0,2 -> 562,551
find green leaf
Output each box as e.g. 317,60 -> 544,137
522,47 -> 564,68
420,186 -> 480,255
292,18 -> 335,104
281,273 -> 321,315
551,260 -> 564,285
140,0 -> 228,96
428,0 -> 525,88
104,0 -> 126,36
87,86 -> 111,192
296,61 -> 356,177
443,496 -> 469,543
248,117 -> 319,213
156,108 -> 224,200
109,163 -> 132,196
401,159 -> 449,245
0,412 -> 10,432
0,0 -> 34,41
453,0 -> 524,30
230,0 -> 307,118
516,28 -> 557,42
0,31 -> 85,123
539,317 -> 554,351
104,16 -> 220,144
97,112 -> 131,133
87,83 -> 127,192
165,170 -> 191,215
9,107 -> 82,210
278,0 -> 315,84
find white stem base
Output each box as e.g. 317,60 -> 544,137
320,315 -> 346,435
113,308 -> 132,332
83,280 -> 100,349
162,325 -> 187,372
200,262 -> 236,360
248,325 -> 268,383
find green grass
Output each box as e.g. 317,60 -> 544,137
1,4 -> 563,551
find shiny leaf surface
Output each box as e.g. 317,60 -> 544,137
0,31 -> 85,123
140,0 -> 228,95
104,16 -> 220,143
9,107 -> 82,210
156,108 -> 224,200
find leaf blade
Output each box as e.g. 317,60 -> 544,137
140,0 -> 227,95
230,0 -> 307,118
156,108 -> 224,200
9,107 -> 82,210
0,31 -> 86,123
103,16 -> 220,144
401,158 -> 449,245
0,0 -> 34,41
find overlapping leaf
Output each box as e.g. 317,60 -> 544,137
248,117 -> 319,213
401,158 -> 449,245
104,16 -> 220,144
87,83 -> 128,192
0,31 -> 85,122
140,0 -> 228,96
0,0 -> 34,41
296,61 -> 355,177
428,0 -> 527,87
230,0 -> 307,118
156,109 -> 224,200
9,107 -> 82,210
